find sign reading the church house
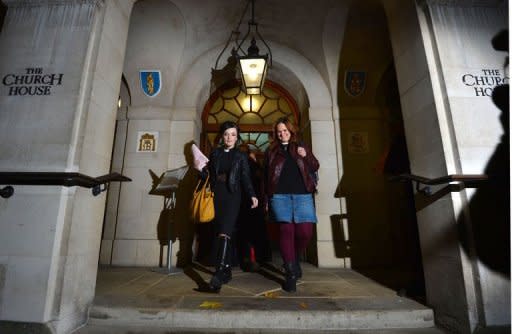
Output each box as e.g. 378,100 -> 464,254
2,67 -> 64,96
137,131 -> 158,152
461,69 -> 508,97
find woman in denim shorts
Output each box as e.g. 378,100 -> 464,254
263,117 -> 319,292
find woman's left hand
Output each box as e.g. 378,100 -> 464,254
297,146 -> 307,157
250,197 -> 258,208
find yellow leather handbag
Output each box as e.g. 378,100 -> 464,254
190,174 -> 215,223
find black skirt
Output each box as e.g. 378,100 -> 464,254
213,179 -> 241,237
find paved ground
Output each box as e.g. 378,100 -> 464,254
74,263 -> 446,333
76,327 -> 446,334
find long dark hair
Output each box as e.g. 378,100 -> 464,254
218,121 -> 242,147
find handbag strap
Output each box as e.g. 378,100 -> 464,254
194,173 -> 210,193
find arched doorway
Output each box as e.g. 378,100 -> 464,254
200,80 -> 299,157
194,80 -> 301,265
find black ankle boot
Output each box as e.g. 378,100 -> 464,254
209,236 -> 232,292
209,266 -> 232,291
294,259 -> 302,279
282,262 -> 297,292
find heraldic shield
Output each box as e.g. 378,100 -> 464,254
344,71 -> 366,97
140,70 -> 161,97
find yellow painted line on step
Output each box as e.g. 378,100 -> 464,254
199,301 -> 223,309
299,302 -> 308,309
263,291 -> 280,298
255,288 -> 282,297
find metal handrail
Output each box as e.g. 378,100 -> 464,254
390,173 -> 488,210
390,173 -> 488,194
0,172 -> 131,198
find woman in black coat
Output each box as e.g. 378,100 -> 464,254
201,121 -> 258,292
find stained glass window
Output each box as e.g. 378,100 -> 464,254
202,81 -> 298,154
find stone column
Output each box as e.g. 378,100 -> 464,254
104,106 -> 200,268
309,108 -> 345,268
418,0 -> 509,330
107,107 -> 171,266
0,0 -> 132,332
99,106 -> 128,265
167,107 -> 200,267
384,1 -> 475,332
384,0 -> 508,332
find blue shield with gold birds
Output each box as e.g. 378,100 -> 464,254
140,70 -> 161,97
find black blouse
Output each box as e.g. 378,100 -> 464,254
275,144 -> 308,194
218,149 -> 234,175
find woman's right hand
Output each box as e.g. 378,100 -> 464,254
250,196 -> 258,209
297,146 -> 306,157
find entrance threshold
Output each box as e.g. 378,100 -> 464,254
79,264 -> 436,332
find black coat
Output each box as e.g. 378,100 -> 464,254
202,147 -> 256,198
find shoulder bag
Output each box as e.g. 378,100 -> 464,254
190,174 -> 215,223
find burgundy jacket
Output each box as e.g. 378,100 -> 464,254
263,141 -> 320,200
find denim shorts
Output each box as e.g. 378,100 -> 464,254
269,194 -> 317,223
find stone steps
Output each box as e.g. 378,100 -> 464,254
88,304 -> 434,332
81,265 -> 436,333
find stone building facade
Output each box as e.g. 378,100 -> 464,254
0,0 -> 508,333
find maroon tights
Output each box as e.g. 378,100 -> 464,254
279,223 -> 313,263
